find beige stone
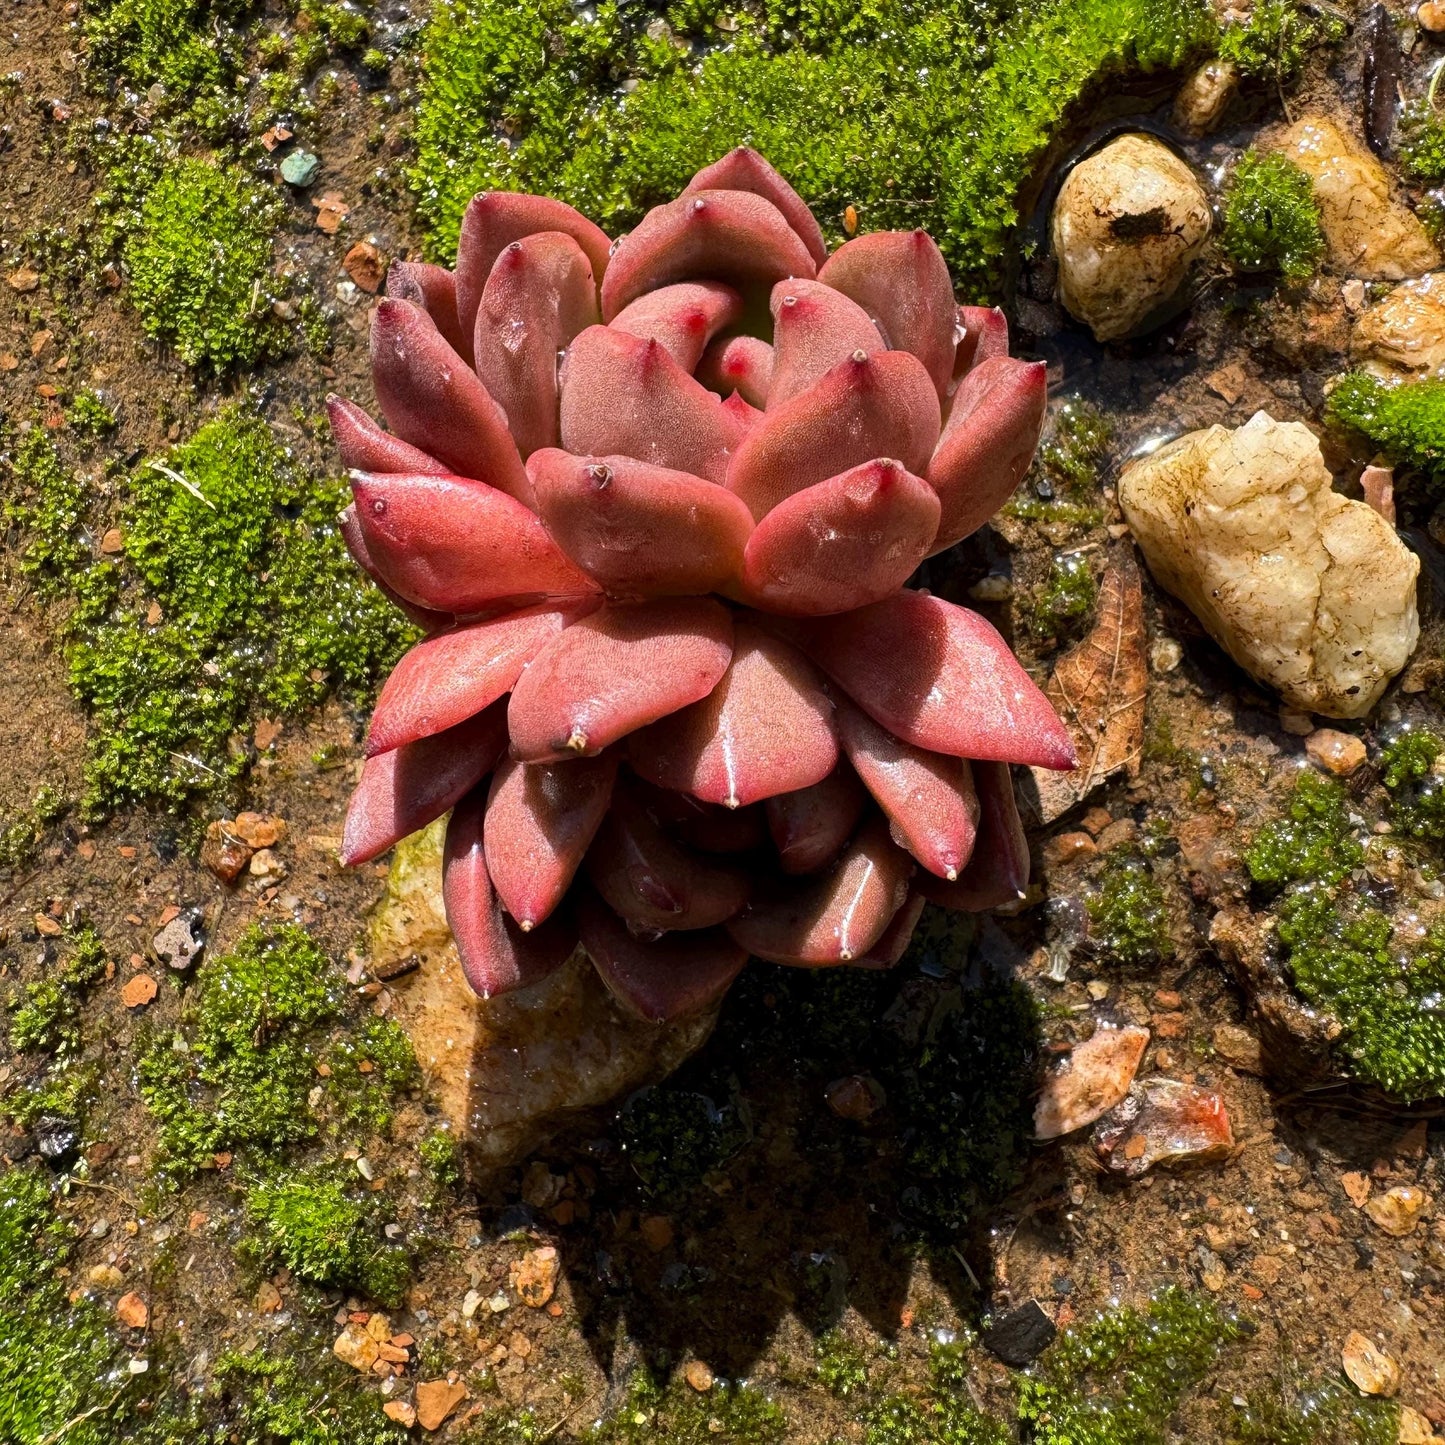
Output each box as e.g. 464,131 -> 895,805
1119,412 -> 1419,718
1352,272 -> 1445,379
1365,1185 -> 1430,1237
1342,1331 -> 1401,1396
1052,134 -> 1212,341
1278,117 -> 1440,280
1305,728 -> 1367,776
371,822 -> 718,1169
333,1322 -> 380,1372
1034,1024 -> 1150,1139
1173,59 -> 1238,136
415,1378 -> 468,1431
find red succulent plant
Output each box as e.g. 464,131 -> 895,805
331,149 -> 1074,1022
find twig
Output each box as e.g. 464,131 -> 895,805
148,461 -> 215,511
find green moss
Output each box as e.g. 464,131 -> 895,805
244,1163 -> 411,1302
1006,398 -> 1111,528
1275,888 -> 1445,1100
585,1366 -> 786,1443
0,783 -> 68,871
1400,98 -> 1445,187
1217,0 -> 1343,83
1229,1371 -> 1399,1445
6,925 -> 107,1059
865,1339 -> 1010,1444
1325,373 -> 1445,488
325,1017 -> 420,1132
1220,150 -> 1325,284
1243,769 -> 1361,890
210,1349 -> 407,1445
420,1127 -> 463,1189
1088,854 -> 1171,964
617,1085 -> 749,1203
124,157 -> 288,372
1016,1288 -> 1245,1445
1024,552 -> 1098,640
1380,728 -> 1445,842
414,0 -> 1214,291
10,407 -> 411,814
815,1329 -> 869,1397
65,389 -> 119,438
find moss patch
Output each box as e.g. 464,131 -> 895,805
1229,1369 -> 1399,1445
4,410 -> 411,815
584,1365 -> 786,1443
413,0 -> 1215,292
0,783 -> 69,871
1325,373 -> 1445,490
1220,150 -> 1324,284
1089,854 -> 1171,964
1217,0 -> 1343,84
1243,768 -> 1360,889
1023,552 -> 1099,641
1381,728 -> 1445,842
1399,98 -> 1445,188
866,1337 -> 1010,1444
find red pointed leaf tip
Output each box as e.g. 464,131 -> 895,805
766,278 -> 884,408
600,188 -> 818,322
629,622 -> 837,807
951,304 -> 1009,384
928,357 -> 1047,555
610,281 -> 745,373
724,348 -> 940,520
484,752 -> 617,930
779,590 -> 1077,770
918,760 -> 1029,911
528,449 -> 753,599
576,888 -> 746,1022
385,260 -> 468,361
738,457 -> 940,616
507,598 -> 735,762
365,604 -> 574,757
684,146 -> 829,270
341,703 -> 508,867
444,787 -> 576,998
727,813 -> 912,965
369,297 -> 534,506
349,471 -> 598,615
327,395 -> 448,478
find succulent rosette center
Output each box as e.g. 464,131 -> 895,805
331,148 -> 1075,1022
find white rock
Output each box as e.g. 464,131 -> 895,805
1052,133 -> 1211,342
1277,117 -> 1440,280
1034,1023 -> 1150,1139
1172,59 -> 1238,136
1352,272 -> 1445,379
1120,412 -> 1419,718
370,821 -> 718,1170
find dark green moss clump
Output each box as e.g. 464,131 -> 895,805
210,1349 -> 408,1445
585,1365 -> 786,1444
1325,373 -> 1445,489
414,0 -> 1214,291
1088,854 -> 1171,964
1017,1288 -> 1246,1444
7,410 -> 411,814
1229,1370 -> 1399,1445
1024,553 -> 1099,640
6,926 -> 107,1059
866,1338 -> 1010,1444
1217,0 -> 1344,83
618,1085 -> 749,1203
1243,769 -> 1360,889
1399,99 -> 1445,187
1007,398 -> 1111,527
244,1163 -> 412,1303
1380,728 -> 1445,842
815,1329 -> 869,1398
124,157 -> 288,371
1220,150 -> 1325,284
0,783 -> 68,871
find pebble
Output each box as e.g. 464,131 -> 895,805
1034,1024 -> 1150,1139
1342,1171 -> 1373,1208
1419,0 -> 1445,32
1398,1405 -> 1437,1443
88,1264 -> 124,1289
120,973 -> 158,1009
1212,1023 -> 1263,1073
1365,1185 -> 1430,1237
115,1292 -> 148,1329
639,1215 -> 675,1253
509,1246 -> 560,1306
201,822 -> 251,883
254,1281 -> 282,1313
1093,1078 -> 1235,1177
1149,636 -> 1183,674
824,1074 -> 885,1121
461,1289 -> 482,1320
1043,831 -> 1098,867
683,1360 -> 714,1392
344,241 -> 385,294
313,191 -> 351,235
1305,728 -> 1367,776
1360,465 -> 1396,526
415,1378 -> 468,1431
383,1400 -> 416,1427
334,1322 -> 381,1371
150,910 -> 205,972
248,848 -> 286,885
981,1299 -> 1057,1366
1342,1331 -> 1401,1396
1172,59 -> 1238,136
1120,412 -> 1419,718
35,1114 -> 80,1167
1351,272 -> 1445,379
279,150 -> 320,187
7,266 -> 41,292
1051,133 -> 1211,341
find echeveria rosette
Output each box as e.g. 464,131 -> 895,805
330,149 -> 1074,1023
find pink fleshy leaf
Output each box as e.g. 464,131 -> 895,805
576,887 -> 746,1021
365,603 -> 577,756
724,349 -> 940,520
559,325 -> 745,484
764,764 -> 869,874
600,189 -> 818,322
737,458 -> 940,616
349,471 -> 598,615
327,395 -> 448,478
454,192 -> 612,357
773,590 -> 1077,769
628,620 -> 837,807
727,813 -> 912,965
766,279 -> 883,408
528,449 -> 753,599
630,779 -> 768,854
584,786 -> 750,932
927,357 -> 1046,555
444,785 -> 577,997
818,231 -> 957,399
610,281 -> 745,373
369,298 -> 534,507
950,304 -> 1009,390
472,233 -> 599,459
684,147 -> 829,270
483,752 -> 618,930
341,703 -> 508,866
835,695 -> 980,880
917,760 -> 1029,911
338,503 -> 453,631
507,597 -> 735,761
848,891 -> 926,970
696,335 -> 774,408
385,260 -> 469,362
721,391 -> 764,431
